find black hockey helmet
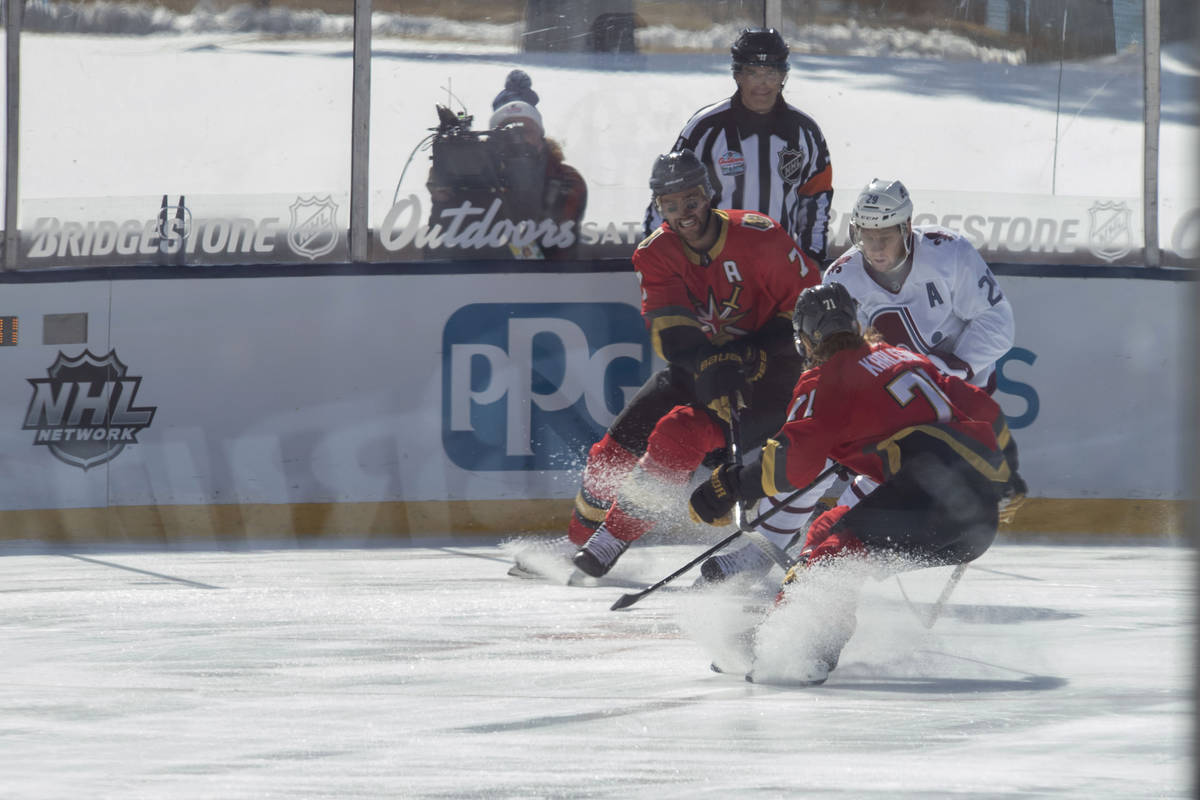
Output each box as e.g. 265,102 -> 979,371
793,282 -> 860,350
649,149 -> 713,199
731,27 -> 789,72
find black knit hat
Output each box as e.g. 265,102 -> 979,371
492,69 -> 540,111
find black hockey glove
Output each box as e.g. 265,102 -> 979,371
693,341 -> 768,423
689,461 -> 767,526
733,341 -> 768,383
693,349 -> 750,423
689,464 -> 744,526
693,349 -> 748,405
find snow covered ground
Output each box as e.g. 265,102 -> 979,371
15,16 -> 1199,256
0,540 -> 1189,798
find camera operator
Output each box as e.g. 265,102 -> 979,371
426,99 -> 588,261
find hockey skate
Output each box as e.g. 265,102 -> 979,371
707,619 -> 760,677
572,525 -> 629,578
697,542 -> 775,584
744,560 -> 860,687
745,654 -> 836,686
745,617 -> 851,687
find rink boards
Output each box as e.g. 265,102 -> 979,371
0,264 -> 1191,544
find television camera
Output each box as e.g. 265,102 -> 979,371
427,104 -> 546,221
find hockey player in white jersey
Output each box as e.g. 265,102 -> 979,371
823,178 -> 1014,392
700,178 -> 1024,583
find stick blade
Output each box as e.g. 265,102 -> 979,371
609,592 -> 643,611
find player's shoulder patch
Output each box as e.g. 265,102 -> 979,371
739,212 -> 775,231
637,227 -> 666,250
921,227 -> 958,246
826,250 -> 856,274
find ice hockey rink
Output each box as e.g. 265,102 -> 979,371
0,537 -> 1189,798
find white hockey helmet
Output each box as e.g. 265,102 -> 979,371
850,178 -> 913,230
849,178 -> 914,272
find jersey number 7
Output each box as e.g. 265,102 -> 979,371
886,369 -> 952,422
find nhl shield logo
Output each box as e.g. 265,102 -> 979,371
777,146 -> 807,185
23,350 -> 157,471
287,195 -> 340,260
1087,201 -> 1133,263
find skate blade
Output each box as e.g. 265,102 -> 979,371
744,671 -> 828,687
567,571 -> 645,589
566,570 -> 600,587
507,563 -> 546,580
509,563 -> 595,587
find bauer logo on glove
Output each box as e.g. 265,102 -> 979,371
688,464 -> 741,526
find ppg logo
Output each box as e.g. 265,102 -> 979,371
443,303 -> 652,471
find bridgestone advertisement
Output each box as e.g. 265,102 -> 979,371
18,191 -> 1200,269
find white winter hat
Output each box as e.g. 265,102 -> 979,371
489,100 -> 543,133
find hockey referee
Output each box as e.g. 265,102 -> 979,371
644,27 -> 834,266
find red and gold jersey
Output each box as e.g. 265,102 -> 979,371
761,341 -> 1012,495
633,209 -> 818,366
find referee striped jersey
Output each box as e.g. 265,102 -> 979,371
643,92 -> 833,264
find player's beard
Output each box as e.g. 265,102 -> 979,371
672,209 -> 716,250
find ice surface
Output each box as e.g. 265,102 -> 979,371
0,540 -> 1189,798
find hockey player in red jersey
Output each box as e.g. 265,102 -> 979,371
688,282 -> 1019,684
512,149 -> 819,579
700,177 -> 1026,584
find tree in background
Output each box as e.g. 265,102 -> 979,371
1028,0 -> 1116,61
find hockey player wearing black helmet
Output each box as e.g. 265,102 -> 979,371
688,283 -> 1017,685
644,27 -> 833,266
507,150 -> 820,580
649,149 -> 719,251
792,281 -> 860,351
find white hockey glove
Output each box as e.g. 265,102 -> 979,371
926,352 -> 974,382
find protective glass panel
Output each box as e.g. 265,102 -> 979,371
371,0 -> 1198,268
15,0 -> 353,269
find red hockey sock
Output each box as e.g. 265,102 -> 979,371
597,407 -> 725,544
569,435 -> 640,545
642,406 -> 725,478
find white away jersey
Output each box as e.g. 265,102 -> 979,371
822,225 -> 1015,388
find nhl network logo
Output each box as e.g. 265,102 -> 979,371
23,350 -> 157,470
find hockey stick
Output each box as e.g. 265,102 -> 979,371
609,529 -> 744,611
728,401 -> 792,570
895,562 -> 969,629
609,462 -> 840,611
